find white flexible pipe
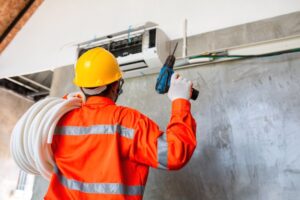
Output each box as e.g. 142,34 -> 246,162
10,93 -> 84,180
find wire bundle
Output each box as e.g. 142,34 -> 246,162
189,48 -> 300,60
10,94 -> 84,180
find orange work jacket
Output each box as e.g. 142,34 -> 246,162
45,96 -> 196,200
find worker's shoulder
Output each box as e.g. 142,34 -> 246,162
115,105 -> 152,127
116,105 -> 142,116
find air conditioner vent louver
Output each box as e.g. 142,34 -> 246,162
120,60 -> 147,72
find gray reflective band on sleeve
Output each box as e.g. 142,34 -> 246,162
54,125 -> 134,139
54,167 -> 144,195
157,133 -> 168,169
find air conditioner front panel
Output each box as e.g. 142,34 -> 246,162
143,47 -> 163,68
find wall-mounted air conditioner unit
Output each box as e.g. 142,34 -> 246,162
77,22 -> 170,78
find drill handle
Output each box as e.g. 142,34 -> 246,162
191,88 -> 199,100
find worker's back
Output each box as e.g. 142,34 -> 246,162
45,96 -> 148,200
45,95 -> 196,200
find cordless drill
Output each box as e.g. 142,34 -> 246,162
155,43 -> 199,100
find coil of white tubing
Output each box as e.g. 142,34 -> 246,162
10,93 -> 83,180
11,98 -> 57,175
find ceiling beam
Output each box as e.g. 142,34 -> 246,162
19,75 -> 50,91
0,0 -> 44,53
0,0 -> 35,43
5,77 -> 39,92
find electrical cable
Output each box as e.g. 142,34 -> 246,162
10,93 -> 84,180
189,47 -> 300,60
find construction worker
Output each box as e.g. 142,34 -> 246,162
44,47 -> 197,199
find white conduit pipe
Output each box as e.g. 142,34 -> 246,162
10,93 -> 84,180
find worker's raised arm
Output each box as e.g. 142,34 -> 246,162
119,73 -> 197,170
160,98 -> 196,169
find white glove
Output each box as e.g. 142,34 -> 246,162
168,73 -> 192,101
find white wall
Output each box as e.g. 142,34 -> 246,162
0,0 -> 300,78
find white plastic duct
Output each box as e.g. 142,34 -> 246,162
10,93 -> 84,180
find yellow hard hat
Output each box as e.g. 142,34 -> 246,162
73,47 -> 122,87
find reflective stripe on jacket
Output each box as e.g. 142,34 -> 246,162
44,96 -> 196,200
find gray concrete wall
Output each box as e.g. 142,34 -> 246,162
33,52 -> 300,200
129,52 -> 300,200
32,12 -> 300,200
0,88 -> 33,199
172,11 -> 300,58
